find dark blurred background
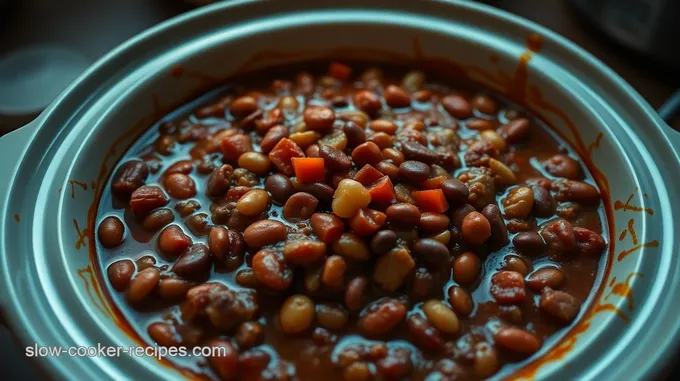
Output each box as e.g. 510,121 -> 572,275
0,0 -> 677,379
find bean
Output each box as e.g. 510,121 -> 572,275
386,203 -> 421,226
291,179 -> 335,202
107,259 -> 135,291
368,132 -> 392,150
490,271 -> 526,304
394,183 -> 417,204
574,227 -> 606,255
413,238 -> 450,269
539,288 -> 581,322
283,192 -> 319,221
260,125 -> 289,153
540,219 -> 576,255
503,255 -> 531,275
148,322 -> 180,347
349,208 -> 386,237
304,106 -> 335,130
480,130 -> 507,152
407,314 -> 445,352
544,154 -> 581,179
413,90 -> 432,102
370,119 -> 398,135
158,278 -> 193,301
319,144 -> 351,171
185,213 -> 211,236
411,268 -> 433,301
419,212 -> 450,233
531,184 -> 556,217
399,160 -> 430,184
235,189 -> 269,217
283,239 -> 327,265
448,286 -> 473,316
481,204 -> 509,248
471,94 -> 497,115
332,233 -> 370,261
373,246 -> 415,292
155,135 -> 175,155
208,227 -> 245,262
370,230 -> 398,254
238,152 -> 271,176
527,267 -> 565,291
126,267 -> 160,304
332,179 -> 372,218
376,161 -> 400,181
279,294 -> 315,335
473,342 -> 499,378
451,203 -> 475,229
235,269 -> 258,288
552,180 -> 600,204
501,118 -> 530,143
513,231 -> 547,254
422,300 -> 459,334
235,321 -> 264,350
252,249 -> 293,291
310,213 -> 345,244
351,141 -> 383,167
111,160 -> 149,194
142,208 -> 174,232
205,339 -> 240,380
164,160 -> 193,176
343,121 -> 367,148
377,349 -> 412,379
322,255 -> 347,289
316,303 -> 349,330
345,276 -> 368,312
441,179 -> 469,205
402,70 -> 425,91
353,90 -> 382,116
382,148 -> 405,165
231,95 -> 258,117
344,361 -> 372,381
136,255 -> 156,271
401,141 -> 438,164
289,130 -> 320,148
264,174 -> 294,205
158,225 -> 192,258
453,252 -> 480,284
98,216 -> 125,248
461,211 -> 491,245
382,85 -> 409,108
206,164 -> 234,197
466,118 -> 494,131
243,220 -> 287,248
495,327 -> 542,355
130,186 -> 169,216
358,298 -> 406,336
441,95 -> 472,119
173,244 -> 211,279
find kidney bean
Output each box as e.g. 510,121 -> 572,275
539,288 -> 581,322
501,118 -> 530,143
490,271 -> 526,304
162,173 -> 196,199
531,184 -> 556,217
540,219 -> 576,255
279,294 -> 315,335
291,179 -> 335,202
332,233 -> 370,261
258,126 -> 288,154
345,276 -> 368,312
473,342 -> 499,378
343,120 -> 367,148
205,338 -> 240,380
453,252 -> 480,285
410,267 -> 433,301
553,180 -> 600,204
134,255 -> 155,272
264,173 -> 293,205
544,154 -> 581,179
184,213 -> 210,236
319,144 -> 351,171
369,119 -> 398,135
407,314 -> 445,353
235,269 -> 258,288
107,259 -> 135,291
377,349 -> 413,380
376,161 -> 400,181
310,213 -> 344,244
206,164 -> 233,198
461,211 -> 491,245
353,90 -> 382,116
349,208 -> 386,237
283,192 -> 318,221
154,135 -> 175,155
417,213 -> 448,234
399,127 -> 427,145
481,204 -> 509,248
423,299 -> 460,334
502,186 -> 534,219
574,227 -> 606,255
243,220 -> 287,248
386,203 -> 421,226
252,249 -> 293,291
448,286 -> 473,316
469,94 -> 496,115
441,95 -> 472,119
148,322 -> 180,347
126,267 -> 160,304
413,238 -> 450,269
450,204 -> 476,229
398,160 -> 429,184
283,239 -> 326,266
237,152 -> 271,176
494,327 -> 541,355
527,267 -> 565,291
322,255 -> 347,289
158,278 -> 193,301
351,141 -> 383,167
158,225 -> 192,258
503,255 -> 531,275
513,231 -> 547,254
316,303 -> 349,330
400,141 -> 438,164
130,186 -> 169,216
373,246 -> 415,291
303,106 -> 335,130
230,95 -> 258,117
173,244 -> 211,279
98,216 -> 125,248
466,118 -> 494,131
358,298 -> 406,336
232,322 -> 264,351
382,148 -> 405,165
384,85 -> 411,108
440,179 -> 469,205
111,160 -> 149,194
236,189 -> 270,217
141,208 -> 174,232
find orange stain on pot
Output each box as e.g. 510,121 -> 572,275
74,218 -> 89,250
13,214 -> 20,222
606,273 -> 643,311
615,192 -> 654,215
68,180 -> 88,199
77,266 -> 116,319
587,132 -> 604,155
509,33 -> 543,102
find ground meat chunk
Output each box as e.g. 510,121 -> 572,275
458,167 -> 496,210
182,283 -> 259,331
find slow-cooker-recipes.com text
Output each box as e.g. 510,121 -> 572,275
25,343 -> 227,360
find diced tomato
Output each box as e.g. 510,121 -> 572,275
292,157 -> 326,183
422,176 -> 447,190
354,164 -> 384,186
268,138 -> 305,176
368,176 -> 395,204
220,134 -> 252,162
412,189 -> 449,213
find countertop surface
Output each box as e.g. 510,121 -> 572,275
0,0 -> 678,380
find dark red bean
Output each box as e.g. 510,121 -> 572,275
175,200 -> 201,217
352,141 -> 383,167
185,213 -> 211,236
490,271 -> 526,305
358,298 -> 406,336
399,160 -> 430,184
107,259 -> 135,291
208,227 -> 246,262
539,288 -> 581,322
450,203 -> 476,229
419,212 -> 450,234
413,238 -> 450,269
252,249 -> 293,291
111,160 -> 149,194
574,227 -> 606,255
283,240 -> 327,266
345,276 -> 368,312
142,208 -> 174,232
126,267 -> 160,304
494,327 -> 542,355
158,225 -> 193,258
343,121 -> 367,148
260,125 -> 289,153
552,180 -> 600,204
400,141 -> 438,164
370,230 -> 398,255
304,106 -> 336,130
290,179 -> 335,202
513,231 -> 547,255
376,161 -> 399,181
481,204 -> 509,248
173,244 -> 211,279
411,268 -> 433,301
527,267 -> 565,291
441,95 -> 472,119
235,321 -> 264,349
283,192 -> 319,221
544,154 -> 581,179
386,203 -> 421,226
319,144 -> 352,171
441,179 -> 469,205
264,173 -> 294,205
407,314 -> 445,352
205,339 -> 240,380
243,220 -> 287,248
384,85 -> 411,108
353,90 -> 382,116
130,186 -> 169,216
531,184 -> 556,217
501,118 -> 530,143
540,219 -> 576,255
98,216 -> 125,248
